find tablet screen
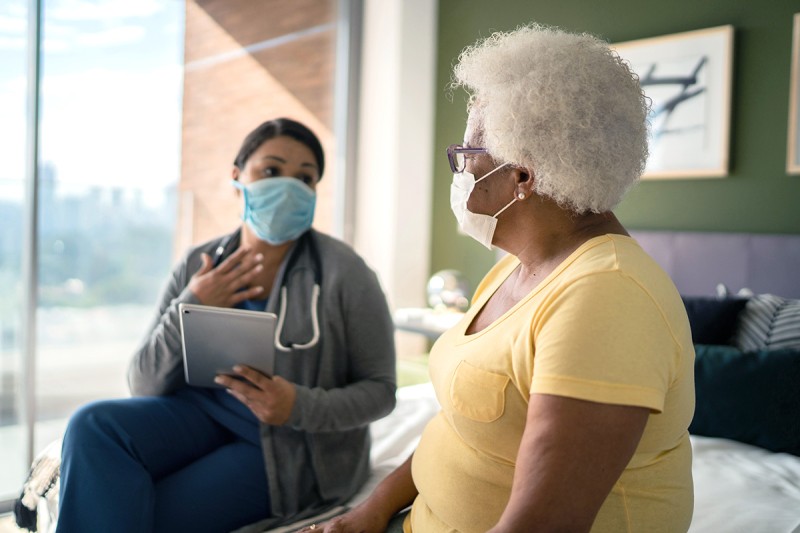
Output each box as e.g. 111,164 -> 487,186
178,303 -> 277,388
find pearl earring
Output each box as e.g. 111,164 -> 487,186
517,193 -> 525,200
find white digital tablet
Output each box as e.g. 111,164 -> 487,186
178,303 -> 277,388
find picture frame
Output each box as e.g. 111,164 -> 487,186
614,25 -> 734,179
787,13 -> 800,175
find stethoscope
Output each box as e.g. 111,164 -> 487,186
213,228 -> 322,352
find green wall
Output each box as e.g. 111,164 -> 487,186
430,0 -> 800,292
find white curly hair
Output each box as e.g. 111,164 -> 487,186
453,23 -> 650,214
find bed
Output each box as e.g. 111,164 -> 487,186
15,230 -> 800,532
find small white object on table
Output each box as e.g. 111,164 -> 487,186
392,308 -> 465,340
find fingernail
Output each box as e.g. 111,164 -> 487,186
214,376 -> 223,384
233,365 -> 243,372
256,264 -> 264,271
255,253 -> 264,261
255,286 -> 264,293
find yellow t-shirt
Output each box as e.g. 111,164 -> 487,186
407,234 -> 695,533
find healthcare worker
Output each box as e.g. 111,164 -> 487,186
56,118 -> 397,533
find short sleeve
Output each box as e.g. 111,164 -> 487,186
531,271 -> 681,413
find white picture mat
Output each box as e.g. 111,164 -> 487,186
787,13 -> 800,174
614,26 -> 733,179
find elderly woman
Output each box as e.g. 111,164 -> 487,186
313,24 -> 694,533
56,118 -> 397,533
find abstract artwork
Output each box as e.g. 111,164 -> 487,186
614,26 -> 734,179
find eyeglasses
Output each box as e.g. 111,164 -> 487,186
446,144 -> 487,173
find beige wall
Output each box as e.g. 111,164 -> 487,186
177,0 -> 338,255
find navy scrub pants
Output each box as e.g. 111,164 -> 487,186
56,393 -> 271,533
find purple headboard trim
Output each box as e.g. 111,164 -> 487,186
630,230 -> 800,299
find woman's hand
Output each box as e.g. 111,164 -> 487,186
298,454 -> 417,533
188,247 -> 265,307
297,503 -> 392,533
215,365 -> 297,425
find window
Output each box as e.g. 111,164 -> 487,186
0,0 -> 184,506
0,0 -> 29,503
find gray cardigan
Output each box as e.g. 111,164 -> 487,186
128,229 -> 397,531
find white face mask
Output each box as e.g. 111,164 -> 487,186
450,162 -> 517,250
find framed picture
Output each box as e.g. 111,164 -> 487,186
614,26 -> 734,179
788,13 -> 800,174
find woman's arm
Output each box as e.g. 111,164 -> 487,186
489,393 -> 649,533
306,453 -> 418,533
127,256 -> 196,396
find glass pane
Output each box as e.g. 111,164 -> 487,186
34,1 -> 185,454
0,0 -> 30,502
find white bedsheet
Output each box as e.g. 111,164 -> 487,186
690,435 -> 800,533
317,382 -> 800,533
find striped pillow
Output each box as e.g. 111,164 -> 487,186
732,294 -> 800,351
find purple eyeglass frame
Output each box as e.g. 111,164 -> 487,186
446,144 -> 487,173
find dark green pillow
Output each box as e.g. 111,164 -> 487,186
690,344 -> 800,456
681,296 -> 748,345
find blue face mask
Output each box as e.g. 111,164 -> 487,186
233,177 -> 316,245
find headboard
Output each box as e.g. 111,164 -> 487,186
630,230 -> 800,299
